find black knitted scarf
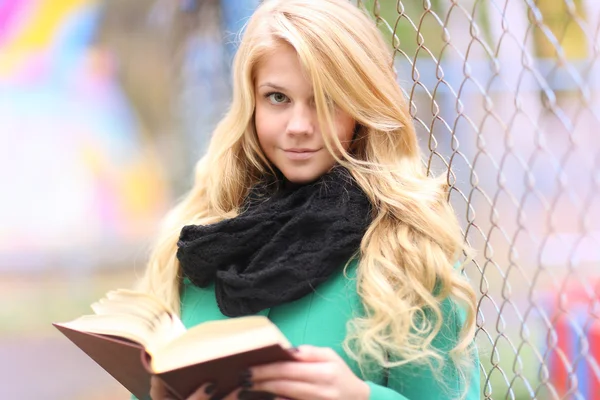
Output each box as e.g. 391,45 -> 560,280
176,167 -> 372,317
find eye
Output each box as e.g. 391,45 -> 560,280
266,92 -> 289,104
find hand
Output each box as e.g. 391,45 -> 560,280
149,376 -> 243,400
245,345 -> 370,400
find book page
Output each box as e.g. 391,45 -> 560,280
57,289 -> 186,350
150,316 -> 290,373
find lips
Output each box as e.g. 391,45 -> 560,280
283,148 -> 320,160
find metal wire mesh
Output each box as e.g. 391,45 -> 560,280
353,0 -> 600,399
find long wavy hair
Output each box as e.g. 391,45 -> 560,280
138,0 -> 476,390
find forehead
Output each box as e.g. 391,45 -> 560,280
254,44 -> 312,92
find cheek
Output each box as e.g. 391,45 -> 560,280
335,112 -> 356,150
254,104 -> 282,158
255,105 -> 272,144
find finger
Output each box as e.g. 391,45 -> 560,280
150,376 -> 169,400
291,345 -> 341,363
221,387 -> 243,400
186,382 -> 217,400
250,379 -> 329,400
250,360 -> 335,385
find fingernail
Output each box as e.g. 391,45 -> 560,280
240,369 -> 252,380
288,347 -> 300,353
204,383 -> 216,394
238,369 -> 253,390
241,378 -> 253,389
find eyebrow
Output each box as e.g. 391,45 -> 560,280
258,82 -> 287,91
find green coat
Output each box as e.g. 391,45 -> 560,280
179,260 -> 480,400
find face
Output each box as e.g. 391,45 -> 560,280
253,44 -> 356,184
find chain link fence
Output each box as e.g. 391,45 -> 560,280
174,0 -> 600,398
353,0 -> 600,399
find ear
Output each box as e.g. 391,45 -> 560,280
349,124 -> 363,154
352,123 -> 361,140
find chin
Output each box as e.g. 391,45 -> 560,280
280,168 -> 324,185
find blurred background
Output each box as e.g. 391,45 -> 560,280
0,0 -> 598,399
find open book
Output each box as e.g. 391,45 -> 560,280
53,289 -> 293,400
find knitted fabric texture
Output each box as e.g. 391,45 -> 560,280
177,167 -> 372,317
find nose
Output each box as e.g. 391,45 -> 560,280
286,103 -> 315,136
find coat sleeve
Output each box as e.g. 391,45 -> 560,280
363,297 -> 480,400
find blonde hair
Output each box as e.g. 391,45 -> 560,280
138,0 -> 476,392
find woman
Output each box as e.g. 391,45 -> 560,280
142,0 -> 479,399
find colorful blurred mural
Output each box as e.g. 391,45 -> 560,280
0,0 -> 169,270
